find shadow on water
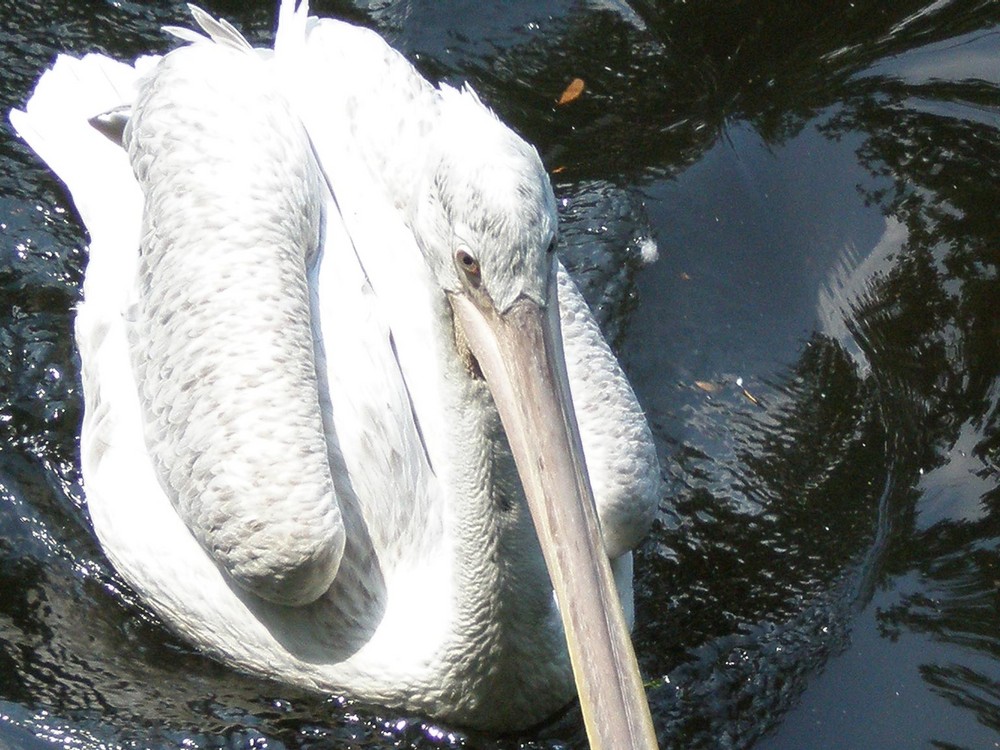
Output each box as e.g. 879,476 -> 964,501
1,0 -> 1000,748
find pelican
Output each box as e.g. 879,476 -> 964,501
11,2 -> 661,746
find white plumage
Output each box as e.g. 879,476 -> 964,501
10,1 -> 660,744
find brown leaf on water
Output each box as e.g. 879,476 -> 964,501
551,165 -> 566,174
694,381 -> 719,393
557,78 -> 585,105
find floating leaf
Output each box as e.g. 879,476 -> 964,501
557,78 -> 585,105
694,381 -> 719,393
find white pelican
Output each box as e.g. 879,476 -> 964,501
11,2 -> 661,746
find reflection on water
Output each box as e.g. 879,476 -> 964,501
1,0 -> 999,748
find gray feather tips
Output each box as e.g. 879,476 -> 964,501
162,5 -> 253,52
89,105 -> 131,146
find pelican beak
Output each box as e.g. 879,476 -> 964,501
449,257 -> 657,749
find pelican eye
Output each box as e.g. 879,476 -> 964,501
456,249 -> 481,287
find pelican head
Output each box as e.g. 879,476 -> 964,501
409,84 -> 657,749
409,84 -> 557,313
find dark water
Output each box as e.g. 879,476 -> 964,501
2,0 -> 1000,747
